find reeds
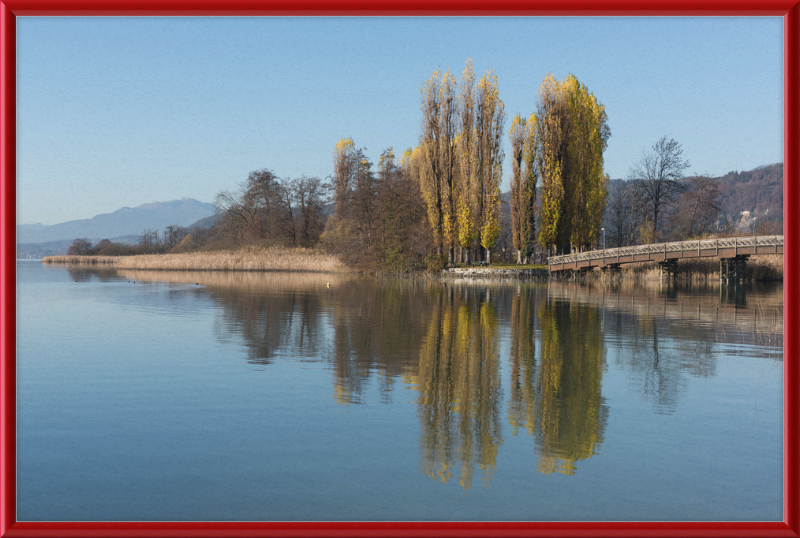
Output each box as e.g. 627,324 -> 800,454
41,255 -> 119,265
43,246 -> 351,273
597,255 -> 784,282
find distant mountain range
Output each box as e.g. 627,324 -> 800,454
18,198 -> 217,245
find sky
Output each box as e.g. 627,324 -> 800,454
16,16 -> 783,226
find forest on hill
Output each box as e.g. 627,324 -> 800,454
603,162 -> 783,247
715,163 -> 783,231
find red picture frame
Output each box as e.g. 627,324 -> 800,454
1,2 -> 798,536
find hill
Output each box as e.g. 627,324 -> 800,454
604,163 -> 783,233
715,163 -> 783,229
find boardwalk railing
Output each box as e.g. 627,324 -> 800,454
548,235 -> 783,272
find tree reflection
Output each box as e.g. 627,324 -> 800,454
533,297 -> 608,475
507,289 -> 537,437
326,279 -> 432,405
413,288 -> 503,490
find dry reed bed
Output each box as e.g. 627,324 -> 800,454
613,255 -> 783,281
43,246 -> 351,273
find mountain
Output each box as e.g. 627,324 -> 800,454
187,213 -> 220,231
17,198 -> 217,244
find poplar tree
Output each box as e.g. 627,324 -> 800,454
419,71 -> 444,257
536,74 -> 569,254
564,75 -> 610,250
508,112 -> 539,264
333,137 -> 356,213
509,114 -> 527,264
473,71 -> 505,264
417,60 -> 505,265
439,70 -> 460,265
535,74 -> 609,254
457,59 -> 477,264
520,114 -> 539,262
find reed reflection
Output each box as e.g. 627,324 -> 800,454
412,287 -> 503,490
120,271 -> 337,365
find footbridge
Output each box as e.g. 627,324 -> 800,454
548,235 -> 783,281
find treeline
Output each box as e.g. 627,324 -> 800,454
716,163 -> 783,229
67,59 -> 773,271
67,225 -> 194,256
603,143 -> 783,249
398,62 -> 609,265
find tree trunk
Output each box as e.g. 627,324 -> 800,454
486,248 -> 492,265
517,249 -> 522,264
448,246 -> 454,266
465,246 -> 472,265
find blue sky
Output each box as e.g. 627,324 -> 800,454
17,16 -> 783,225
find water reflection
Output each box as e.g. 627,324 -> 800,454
720,282 -> 747,305
535,297 -> 607,474
326,279 -> 431,405
110,270 -> 782,482
413,288 -> 503,490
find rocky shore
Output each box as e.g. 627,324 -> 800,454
442,267 -> 550,279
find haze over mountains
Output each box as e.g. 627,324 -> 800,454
18,198 -> 217,244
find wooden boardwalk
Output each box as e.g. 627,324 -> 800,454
548,235 -> 783,272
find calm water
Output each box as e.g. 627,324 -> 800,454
16,260 -> 784,522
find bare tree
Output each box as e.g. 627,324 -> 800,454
667,174 -> 721,240
246,169 -> 282,238
290,176 -> 330,247
277,182 -> 298,246
215,184 -> 260,243
606,180 -> 647,247
139,229 -> 161,253
628,137 -> 690,242
68,238 -> 93,255
163,225 -> 189,251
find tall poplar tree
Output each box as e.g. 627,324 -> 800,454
457,59 -> 477,264
439,70 -> 460,265
473,71 -> 505,264
417,60 -> 505,265
419,71 -> 445,256
535,74 -> 609,254
509,114 -> 527,264
333,137 -> 356,213
520,114 -> 539,261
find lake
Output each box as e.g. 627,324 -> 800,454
15,260 -> 784,522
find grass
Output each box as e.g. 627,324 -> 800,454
43,246 -> 351,273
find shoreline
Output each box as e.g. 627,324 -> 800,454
41,249 -> 782,282
41,246 -> 351,273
